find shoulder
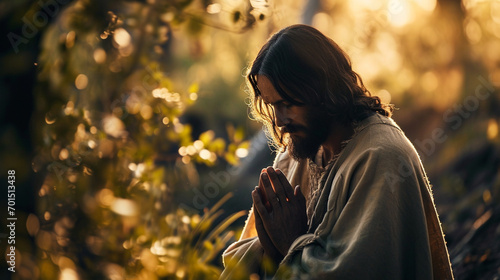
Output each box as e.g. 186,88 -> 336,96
350,114 -> 419,160
338,114 -> 427,185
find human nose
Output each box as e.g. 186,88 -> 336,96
274,106 -> 290,127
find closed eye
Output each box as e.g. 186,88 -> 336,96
271,100 -> 292,108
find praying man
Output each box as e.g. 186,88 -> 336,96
220,24 -> 454,280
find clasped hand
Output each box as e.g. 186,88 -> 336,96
252,167 -> 308,262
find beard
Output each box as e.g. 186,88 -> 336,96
283,109 -> 332,161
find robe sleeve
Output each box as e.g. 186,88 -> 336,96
220,152 -> 293,279
276,146 -> 451,279
220,235 -> 264,280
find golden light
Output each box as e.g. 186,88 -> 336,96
162,117 -> 170,125
348,0 -> 383,12
26,214 -> 40,236
102,115 -> 126,138
186,145 -> 197,156
45,113 -> 56,124
178,146 -> 187,156
465,19 -> 482,44
209,152 -> 217,162
199,149 -> 211,160
193,140 -> 204,150
207,3 -> 222,14
492,1 -> 500,23
59,268 -> 79,280
140,249 -> 158,271
65,31 -> 75,48
176,268 -> 186,278
174,122 -> 184,133
59,149 -> 69,160
140,105 -> 153,120
181,215 -> 190,224
88,140 -> 96,149
483,189 -> 492,203
110,198 -> 138,216
415,0 -> 437,12
36,230 -> 52,251
421,71 -> 438,92
113,28 -> 131,47
135,163 -> 145,177
128,162 -> 137,171
487,118 -> 498,140
387,0 -> 414,27
64,101 -> 74,115
312,12 -> 332,35
150,241 -> 168,256
376,89 -> 392,104
97,189 -> 115,207
236,147 -> 249,158
90,126 -> 97,134
182,155 -> 191,164
93,48 -> 106,64
39,184 -> 50,197
189,92 -> 198,101
75,74 -> 88,90
126,94 -> 141,114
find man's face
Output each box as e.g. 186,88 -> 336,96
256,75 -> 331,160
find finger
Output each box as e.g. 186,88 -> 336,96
275,168 -> 294,200
258,172 -> 273,212
266,167 -> 287,202
294,185 -> 306,205
253,187 -> 272,219
254,208 -> 283,261
261,172 -> 280,207
255,177 -> 273,212
254,205 -> 265,232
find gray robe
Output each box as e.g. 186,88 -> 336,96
220,113 -> 454,280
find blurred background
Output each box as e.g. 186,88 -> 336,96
0,0 -> 499,279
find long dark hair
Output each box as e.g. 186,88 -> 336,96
248,24 -> 393,150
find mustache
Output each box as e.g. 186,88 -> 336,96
281,124 -> 307,134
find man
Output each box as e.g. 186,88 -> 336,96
220,24 -> 454,279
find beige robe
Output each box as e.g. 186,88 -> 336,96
220,114 -> 454,279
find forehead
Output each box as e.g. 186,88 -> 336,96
256,75 -> 283,104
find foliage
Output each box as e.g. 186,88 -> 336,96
28,0 -> 264,279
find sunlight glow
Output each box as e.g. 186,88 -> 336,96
26,214 -> 40,236
487,119 -> 498,140
421,71 -> 438,92
93,48 -> 106,64
465,19 -> 482,44
75,74 -> 88,90
199,149 -> 211,160
111,198 -> 138,216
235,147 -> 249,158
140,105 -> 153,120
376,89 -> 392,104
60,268 -> 79,280
59,149 -> 69,160
414,0 -> 436,12
388,0 -> 414,27
103,115 -> 126,138
98,189 -> 114,207
207,3 -> 222,14
193,140 -> 204,150
178,146 -> 187,156
113,28 -> 131,47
